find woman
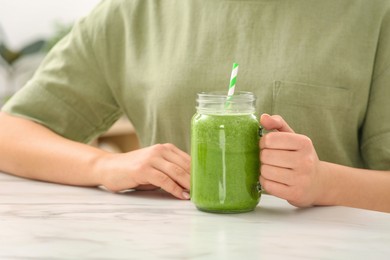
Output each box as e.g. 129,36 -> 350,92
0,0 -> 389,212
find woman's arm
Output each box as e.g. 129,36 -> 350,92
0,112 -> 190,200
316,162 -> 390,212
259,113 -> 390,213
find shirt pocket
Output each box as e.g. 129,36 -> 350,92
271,80 -> 353,162
272,80 -> 351,112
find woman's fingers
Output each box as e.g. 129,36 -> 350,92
261,132 -> 311,151
258,115 -> 321,208
261,164 -> 295,185
148,169 -> 190,200
165,143 -> 191,168
260,114 -> 295,133
98,143 -> 192,200
161,143 -> 191,175
152,157 -> 190,190
259,175 -> 290,200
133,144 -> 191,200
261,148 -> 300,169
153,143 -> 191,190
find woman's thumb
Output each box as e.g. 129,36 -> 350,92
260,114 -> 295,133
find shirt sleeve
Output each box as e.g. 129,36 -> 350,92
1,1 -> 122,143
361,7 -> 390,170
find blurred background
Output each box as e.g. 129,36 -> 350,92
0,0 -> 139,152
0,0 -> 100,106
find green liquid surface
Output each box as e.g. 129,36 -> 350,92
191,113 -> 261,213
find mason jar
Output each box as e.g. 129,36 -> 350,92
190,91 -> 261,213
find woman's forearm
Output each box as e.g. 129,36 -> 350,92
318,161 -> 390,213
0,112 -> 106,186
0,112 -> 192,200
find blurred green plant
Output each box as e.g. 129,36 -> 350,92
0,40 -> 46,66
0,22 -> 73,106
0,22 -> 72,66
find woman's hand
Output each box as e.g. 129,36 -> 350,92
259,114 -> 326,207
96,143 -> 191,200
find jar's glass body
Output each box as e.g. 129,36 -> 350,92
190,92 -> 261,213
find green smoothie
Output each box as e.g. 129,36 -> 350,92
191,113 -> 261,213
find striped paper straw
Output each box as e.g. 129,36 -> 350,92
228,62 -> 239,97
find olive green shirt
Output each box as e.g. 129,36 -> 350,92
3,0 -> 390,170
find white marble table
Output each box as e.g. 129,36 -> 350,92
1,172 -> 389,260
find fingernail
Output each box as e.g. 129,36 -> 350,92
182,192 -> 190,200
260,113 -> 269,122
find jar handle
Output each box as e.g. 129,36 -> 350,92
258,125 -> 263,137
258,125 -> 264,197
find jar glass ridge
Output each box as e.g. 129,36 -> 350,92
196,91 -> 256,115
